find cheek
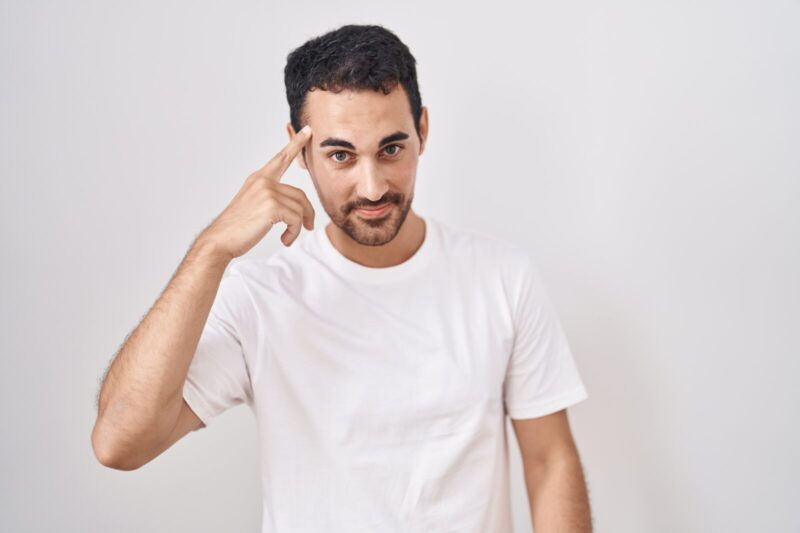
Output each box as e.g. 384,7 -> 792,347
315,175 -> 349,202
393,157 -> 418,185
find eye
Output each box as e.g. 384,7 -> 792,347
383,144 -> 403,157
330,151 -> 351,164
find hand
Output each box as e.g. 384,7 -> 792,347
199,125 -> 316,260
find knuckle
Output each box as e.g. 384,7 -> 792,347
264,195 -> 280,211
247,171 -> 265,185
275,182 -> 294,195
261,179 -> 278,193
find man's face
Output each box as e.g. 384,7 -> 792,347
289,85 -> 428,247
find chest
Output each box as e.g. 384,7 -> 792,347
254,273 -> 513,426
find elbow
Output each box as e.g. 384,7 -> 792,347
91,423 -> 144,471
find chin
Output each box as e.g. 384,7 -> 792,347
338,212 -> 399,246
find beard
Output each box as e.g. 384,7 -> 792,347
327,190 -> 413,247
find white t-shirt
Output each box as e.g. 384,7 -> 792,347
182,214 -> 588,533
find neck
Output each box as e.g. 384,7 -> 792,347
325,210 -> 426,268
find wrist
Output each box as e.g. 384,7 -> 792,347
189,234 -> 232,269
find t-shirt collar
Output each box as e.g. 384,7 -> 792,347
314,215 -> 439,284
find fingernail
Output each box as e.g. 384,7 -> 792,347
301,125 -> 311,135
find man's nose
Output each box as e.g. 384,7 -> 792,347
355,160 -> 389,202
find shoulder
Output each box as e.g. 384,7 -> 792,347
225,232 -> 315,292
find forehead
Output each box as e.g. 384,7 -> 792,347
303,86 -> 413,145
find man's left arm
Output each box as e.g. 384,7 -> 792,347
511,408 -> 593,532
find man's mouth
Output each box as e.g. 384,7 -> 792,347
355,203 -> 392,217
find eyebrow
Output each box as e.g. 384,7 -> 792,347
319,131 -> 410,150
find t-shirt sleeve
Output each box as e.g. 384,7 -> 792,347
182,269 -> 255,428
503,250 -> 589,420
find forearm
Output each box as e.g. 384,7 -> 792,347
92,234 -> 230,463
523,453 -> 593,533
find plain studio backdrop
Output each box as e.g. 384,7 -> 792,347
1,1 -> 798,532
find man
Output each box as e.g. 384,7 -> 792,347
92,23 -> 593,533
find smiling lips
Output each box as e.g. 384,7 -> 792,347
356,203 -> 392,217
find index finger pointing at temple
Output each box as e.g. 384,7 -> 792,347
262,125 -> 313,181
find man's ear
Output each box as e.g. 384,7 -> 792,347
418,106 -> 429,156
286,121 -> 308,170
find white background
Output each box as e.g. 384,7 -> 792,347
1,1 -> 798,531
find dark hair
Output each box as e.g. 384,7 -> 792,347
284,24 -> 423,143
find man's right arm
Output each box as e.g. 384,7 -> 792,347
91,124 -> 316,471
91,236 -> 231,471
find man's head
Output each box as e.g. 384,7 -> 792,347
284,24 -> 428,247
